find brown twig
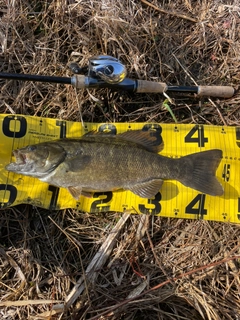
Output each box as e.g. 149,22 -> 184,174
88,255 -> 240,319
141,0 -> 198,23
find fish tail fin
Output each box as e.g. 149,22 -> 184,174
178,149 -> 223,196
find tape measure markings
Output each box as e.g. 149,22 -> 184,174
0,114 -> 240,223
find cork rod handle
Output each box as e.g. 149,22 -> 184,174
198,86 -> 235,98
136,80 -> 168,93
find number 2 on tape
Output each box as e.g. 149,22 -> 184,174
90,192 -> 112,213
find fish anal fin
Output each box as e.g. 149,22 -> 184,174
128,179 -> 163,198
119,130 -> 164,153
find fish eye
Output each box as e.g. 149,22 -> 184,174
27,145 -> 36,151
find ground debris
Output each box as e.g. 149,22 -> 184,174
0,0 -> 240,319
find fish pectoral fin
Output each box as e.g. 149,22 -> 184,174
68,186 -> 82,200
128,179 -> 163,198
66,155 -> 90,172
68,186 -> 93,200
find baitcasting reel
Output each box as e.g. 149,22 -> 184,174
0,55 -> 235,98
69,55 -> 127,84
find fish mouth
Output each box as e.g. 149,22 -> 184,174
13,150 -> 27,165
5,150 -> 29,172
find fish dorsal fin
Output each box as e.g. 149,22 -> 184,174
119,130 -> 164,153
84,130 -> 99,136
128,179 -> 163,198
83,129 -> 164,153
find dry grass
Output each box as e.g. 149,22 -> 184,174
0,0 -> 240,319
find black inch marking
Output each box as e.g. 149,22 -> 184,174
48,185 -> 60,210
139,192 -> 162,215
185,194 -> 207,218
90,192 -> 113,213
142,124 -> 163,147
238,198 -> 240,221
236,127 -> 240,148
0,184 -> 17,208
56,120 -> 67,138
184,125 -> 208,147
222,164 -> 231,182
2,115 -> 27,138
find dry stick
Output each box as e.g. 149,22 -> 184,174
140,0 -> 198,23
88,255 -> 240,319
75,87 -> 84,128
0,300 -> 63,307
172,53 -> 198,85
172,54 -> 228,125
0,248 -> 26,300
208,97 -> 227,126
64,213 -> 131,309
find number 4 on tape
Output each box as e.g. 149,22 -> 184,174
185,125 -> 208,147
185,194 -> 207,218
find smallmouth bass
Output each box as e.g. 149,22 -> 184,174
6,130 -> 223,199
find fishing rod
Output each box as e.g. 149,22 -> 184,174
0,55 -> 235,98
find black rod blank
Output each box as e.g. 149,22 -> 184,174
0,72 -> 72,85
0,72 -> 235,98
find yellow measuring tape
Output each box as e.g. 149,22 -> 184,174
0,114 -> 239,223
